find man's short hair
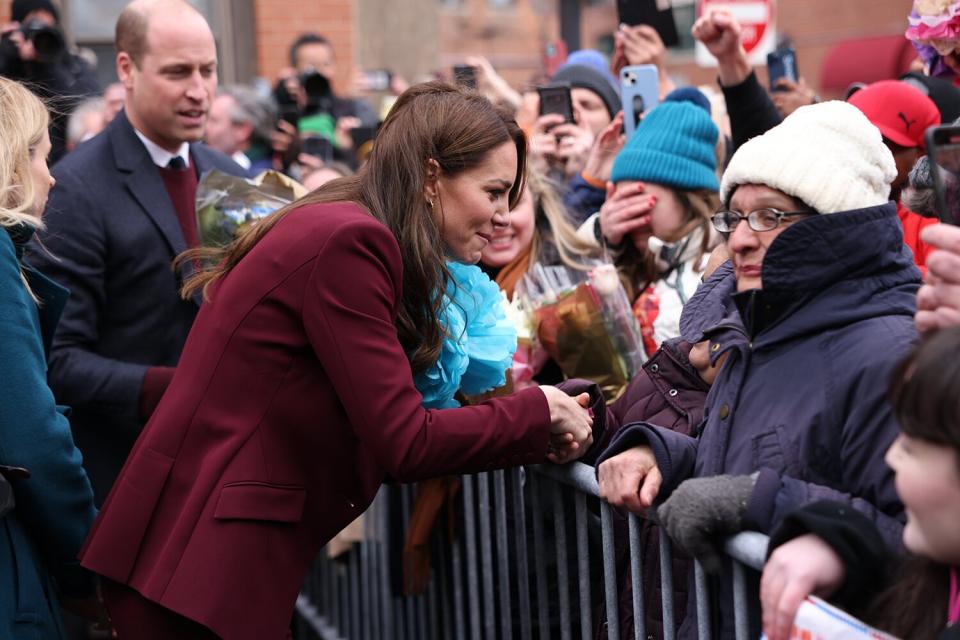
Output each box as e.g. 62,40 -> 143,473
219,85 -> 278,148
115,3 -> 150,67
288,33 -> 332,68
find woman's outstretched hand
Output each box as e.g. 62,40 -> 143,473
540,386 -> 594,464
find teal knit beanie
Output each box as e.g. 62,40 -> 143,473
610,101 -> 719,192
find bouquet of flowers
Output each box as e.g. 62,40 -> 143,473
516,262 -> 645,401
194,169 -> 308,247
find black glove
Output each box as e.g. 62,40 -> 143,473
657,472 -> 758,573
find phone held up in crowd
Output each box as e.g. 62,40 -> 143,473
453,64 -> 478,90
537,84 -> 575,126
620,64 -> 659,139
616,0 -> 680,47
767,48 -> 799,92
927,124 -> 960,225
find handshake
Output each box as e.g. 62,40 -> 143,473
539,386 -> 596,464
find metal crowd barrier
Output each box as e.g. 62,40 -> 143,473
294,462 -> 770,640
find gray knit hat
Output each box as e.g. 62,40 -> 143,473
548,64 -> 620,119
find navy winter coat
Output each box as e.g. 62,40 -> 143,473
598,202 -> 920,638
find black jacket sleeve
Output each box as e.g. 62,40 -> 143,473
720,71 -> 783,152
767,500 -> 895,613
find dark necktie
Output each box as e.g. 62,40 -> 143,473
166,156 -> 187,171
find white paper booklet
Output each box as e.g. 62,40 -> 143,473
760,596 -> 900,640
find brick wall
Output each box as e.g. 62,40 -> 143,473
438,0 -> 914,99
253,0 -> 354,95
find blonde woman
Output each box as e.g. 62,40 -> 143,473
0,77 -> 101,638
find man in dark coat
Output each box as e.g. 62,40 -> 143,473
27,0 -> 246,505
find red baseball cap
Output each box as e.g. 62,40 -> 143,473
847,80 -> 941,150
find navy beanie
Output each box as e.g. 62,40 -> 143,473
549,64 -> 621,119
663,87 -> 712,115
12,0 -> 60,23
611,101 -> 719,192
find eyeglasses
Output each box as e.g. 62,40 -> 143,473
711,208 -> 812,233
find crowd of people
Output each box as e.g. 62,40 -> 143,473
4,0 -> 960,638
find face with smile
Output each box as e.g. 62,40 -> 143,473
118,7 -> 218,153
428,141 -> 518,264
726,184 -> 811,292
480,186 -> 535,268
885,434 -> 960,564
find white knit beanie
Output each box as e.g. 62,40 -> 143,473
720,101 -> 897,214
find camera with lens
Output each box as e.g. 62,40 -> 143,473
274,68 -> 334,120
18,19 -> 65,63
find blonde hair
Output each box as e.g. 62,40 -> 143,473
0,77 -> 49,232
524,166 -> 599,268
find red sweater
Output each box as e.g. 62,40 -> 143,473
897,200 -> 937,275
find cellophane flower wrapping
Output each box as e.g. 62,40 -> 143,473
414,263 -> 517,409
517,263 -> 645,402
195,169 -> 308,247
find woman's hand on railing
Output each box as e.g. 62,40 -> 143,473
759,533 -> 845,640
597,444 -> 661,513
540,386 -> 594,464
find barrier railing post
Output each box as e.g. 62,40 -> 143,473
627,514 -> 646,640
600,501 -> 620,640
494,470 -> 514,640
551,482 -> 573,640
659,531 -> 676,640
462,474 -> 483,640
511,468 -> 534,640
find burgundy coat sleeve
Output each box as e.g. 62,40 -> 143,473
302,218 -> 552,481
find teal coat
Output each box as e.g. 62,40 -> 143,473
0,225 -> 96,638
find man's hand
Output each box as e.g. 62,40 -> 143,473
540,386 -> 594,464
760,534 -> 845,640
691,10 -> 751,87
598,180 -> 655,247
597,444 -> 661,513
770,78 -> 816,117
583,111 -> 626,184
917,223 -> 960,332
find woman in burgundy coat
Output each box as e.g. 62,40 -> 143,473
78,82 -> 596,639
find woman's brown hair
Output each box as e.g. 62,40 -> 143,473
179,82 -> 527,374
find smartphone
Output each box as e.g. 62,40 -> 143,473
537,84 -> 575,124
616,0 -> 680,48
302,136 -> 334,163
453,64 -> 477,90
620,65 -> 659,139
767,48 -> 798,92
926,125 -> 960,224
362,69 -> 392,92
544,39 -> 568,77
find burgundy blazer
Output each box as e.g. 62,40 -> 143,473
79,202 -> 552,639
